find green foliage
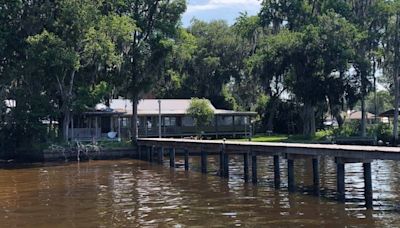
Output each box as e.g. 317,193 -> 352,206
367,123 -> 393,142
186,98 -> 215,134
74,81 -> 112,112
0,0 -> 185,156
155,19 -> 244,110
314,129 -> 335,141
334,121 -> 361,137
354,90 -> 393,115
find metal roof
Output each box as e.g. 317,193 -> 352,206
107,99 -> 257,116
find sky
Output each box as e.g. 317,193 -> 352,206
182,0 -> 262,27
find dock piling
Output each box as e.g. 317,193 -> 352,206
138,145 -> 142,160
251,152 -> 257,184
273,155 -> 280,189
169,148 -> 175,168
184,149 -> 189,171
312,158 -> 320,196
243,152 -> 249,182
201,149 -> 207,174
149,146 -> 154,163
219,150 -> 224,177
223,152 -> 229,178
158,147 -> 164,164
363,162 -> 373,209
336,161 -> 345,202
287,159 -> 295,192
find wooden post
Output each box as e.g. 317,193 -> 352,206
363,162 -> 373,209
219,149 -> 224,177
169,148 -> 175,168
243,152 -> 249,182
138,145 -> 142,160
118,116 -> 121,140
251,152 -> 257,184
71,116 -> 74,140
273,155 -> 280,189
158,147 -> 164,165
312,158 -> 320,196
149,146 -> 154,163
95,117 -> 98,139
215,116 -> 219,139
287,159 -> 295,192
232,115 -> 235,133
201,149 -> 207,174
184,149 -> 189,171
336,161 -> 345,202
223,152 -> 229,178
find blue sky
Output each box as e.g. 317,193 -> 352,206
182,0 -> 262,27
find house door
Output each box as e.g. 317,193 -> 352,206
101,117 -> 111,133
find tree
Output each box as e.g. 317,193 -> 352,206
186,98 -> 215,136
106,0 -> 186,142
26,0 -> 136,141
258,1 -> 358,137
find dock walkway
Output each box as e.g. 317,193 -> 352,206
137,138 -> 400,209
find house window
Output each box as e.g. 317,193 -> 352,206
182,116 -> 195,127
122,118 -> 128,127
164,117 -> 176,126
234,116 -> 246,126
217,116 -> 233,126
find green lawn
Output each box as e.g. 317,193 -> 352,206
234,134 -> 331,144
238,135 -> 289,142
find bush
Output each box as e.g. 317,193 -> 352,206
368,123 -> 392,142
315,128 -> 335,141
333,121 -> 360,137
186,98 -> 215,134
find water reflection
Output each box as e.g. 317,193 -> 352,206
0,157 -> 399,227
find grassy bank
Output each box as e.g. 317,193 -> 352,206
235,133 -> 332,144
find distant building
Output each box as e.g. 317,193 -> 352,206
343,110 -> 376,122
70,99 -> 257,140
324,110 -> 377,127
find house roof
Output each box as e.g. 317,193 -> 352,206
343,111 -> 375,120
107,99 -> 257,116
379,108 -> 400,117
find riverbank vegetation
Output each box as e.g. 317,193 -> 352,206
1,0 -> 400,159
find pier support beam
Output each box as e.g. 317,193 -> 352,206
363,162 -> 373,209
243,153 -> 249,182
169,148 -> 175,168
273,155 -> 280,189
138,146 -> 142,160
184,149 -> 189,171
287,159 -> 295,192
336,161 -> 345,202
312,158 -> 320,196
149,146 -> 154,163
219,150 -> 224,177
158,147 -> 164,165
251,152 -> 257,184
223,152 -> 229,178
201,149 -> 207,174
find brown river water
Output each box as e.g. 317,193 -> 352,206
0,156 -> 400,227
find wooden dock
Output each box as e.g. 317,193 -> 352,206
137,138 -> 400,209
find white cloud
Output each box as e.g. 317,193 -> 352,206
186,0 -> 260,14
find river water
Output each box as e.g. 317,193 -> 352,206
0,156 -> 400,227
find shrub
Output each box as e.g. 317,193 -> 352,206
186,98 -> 215,135
368,123 -> 392,142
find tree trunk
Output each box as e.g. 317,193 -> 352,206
361,94 -> 366,137
331,104 -> 343,128
62,110 -> 70,142
303,102 -> 316,137
266,97 -> 278,132
393,13 -> 400,145
131,96 -> 138,143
